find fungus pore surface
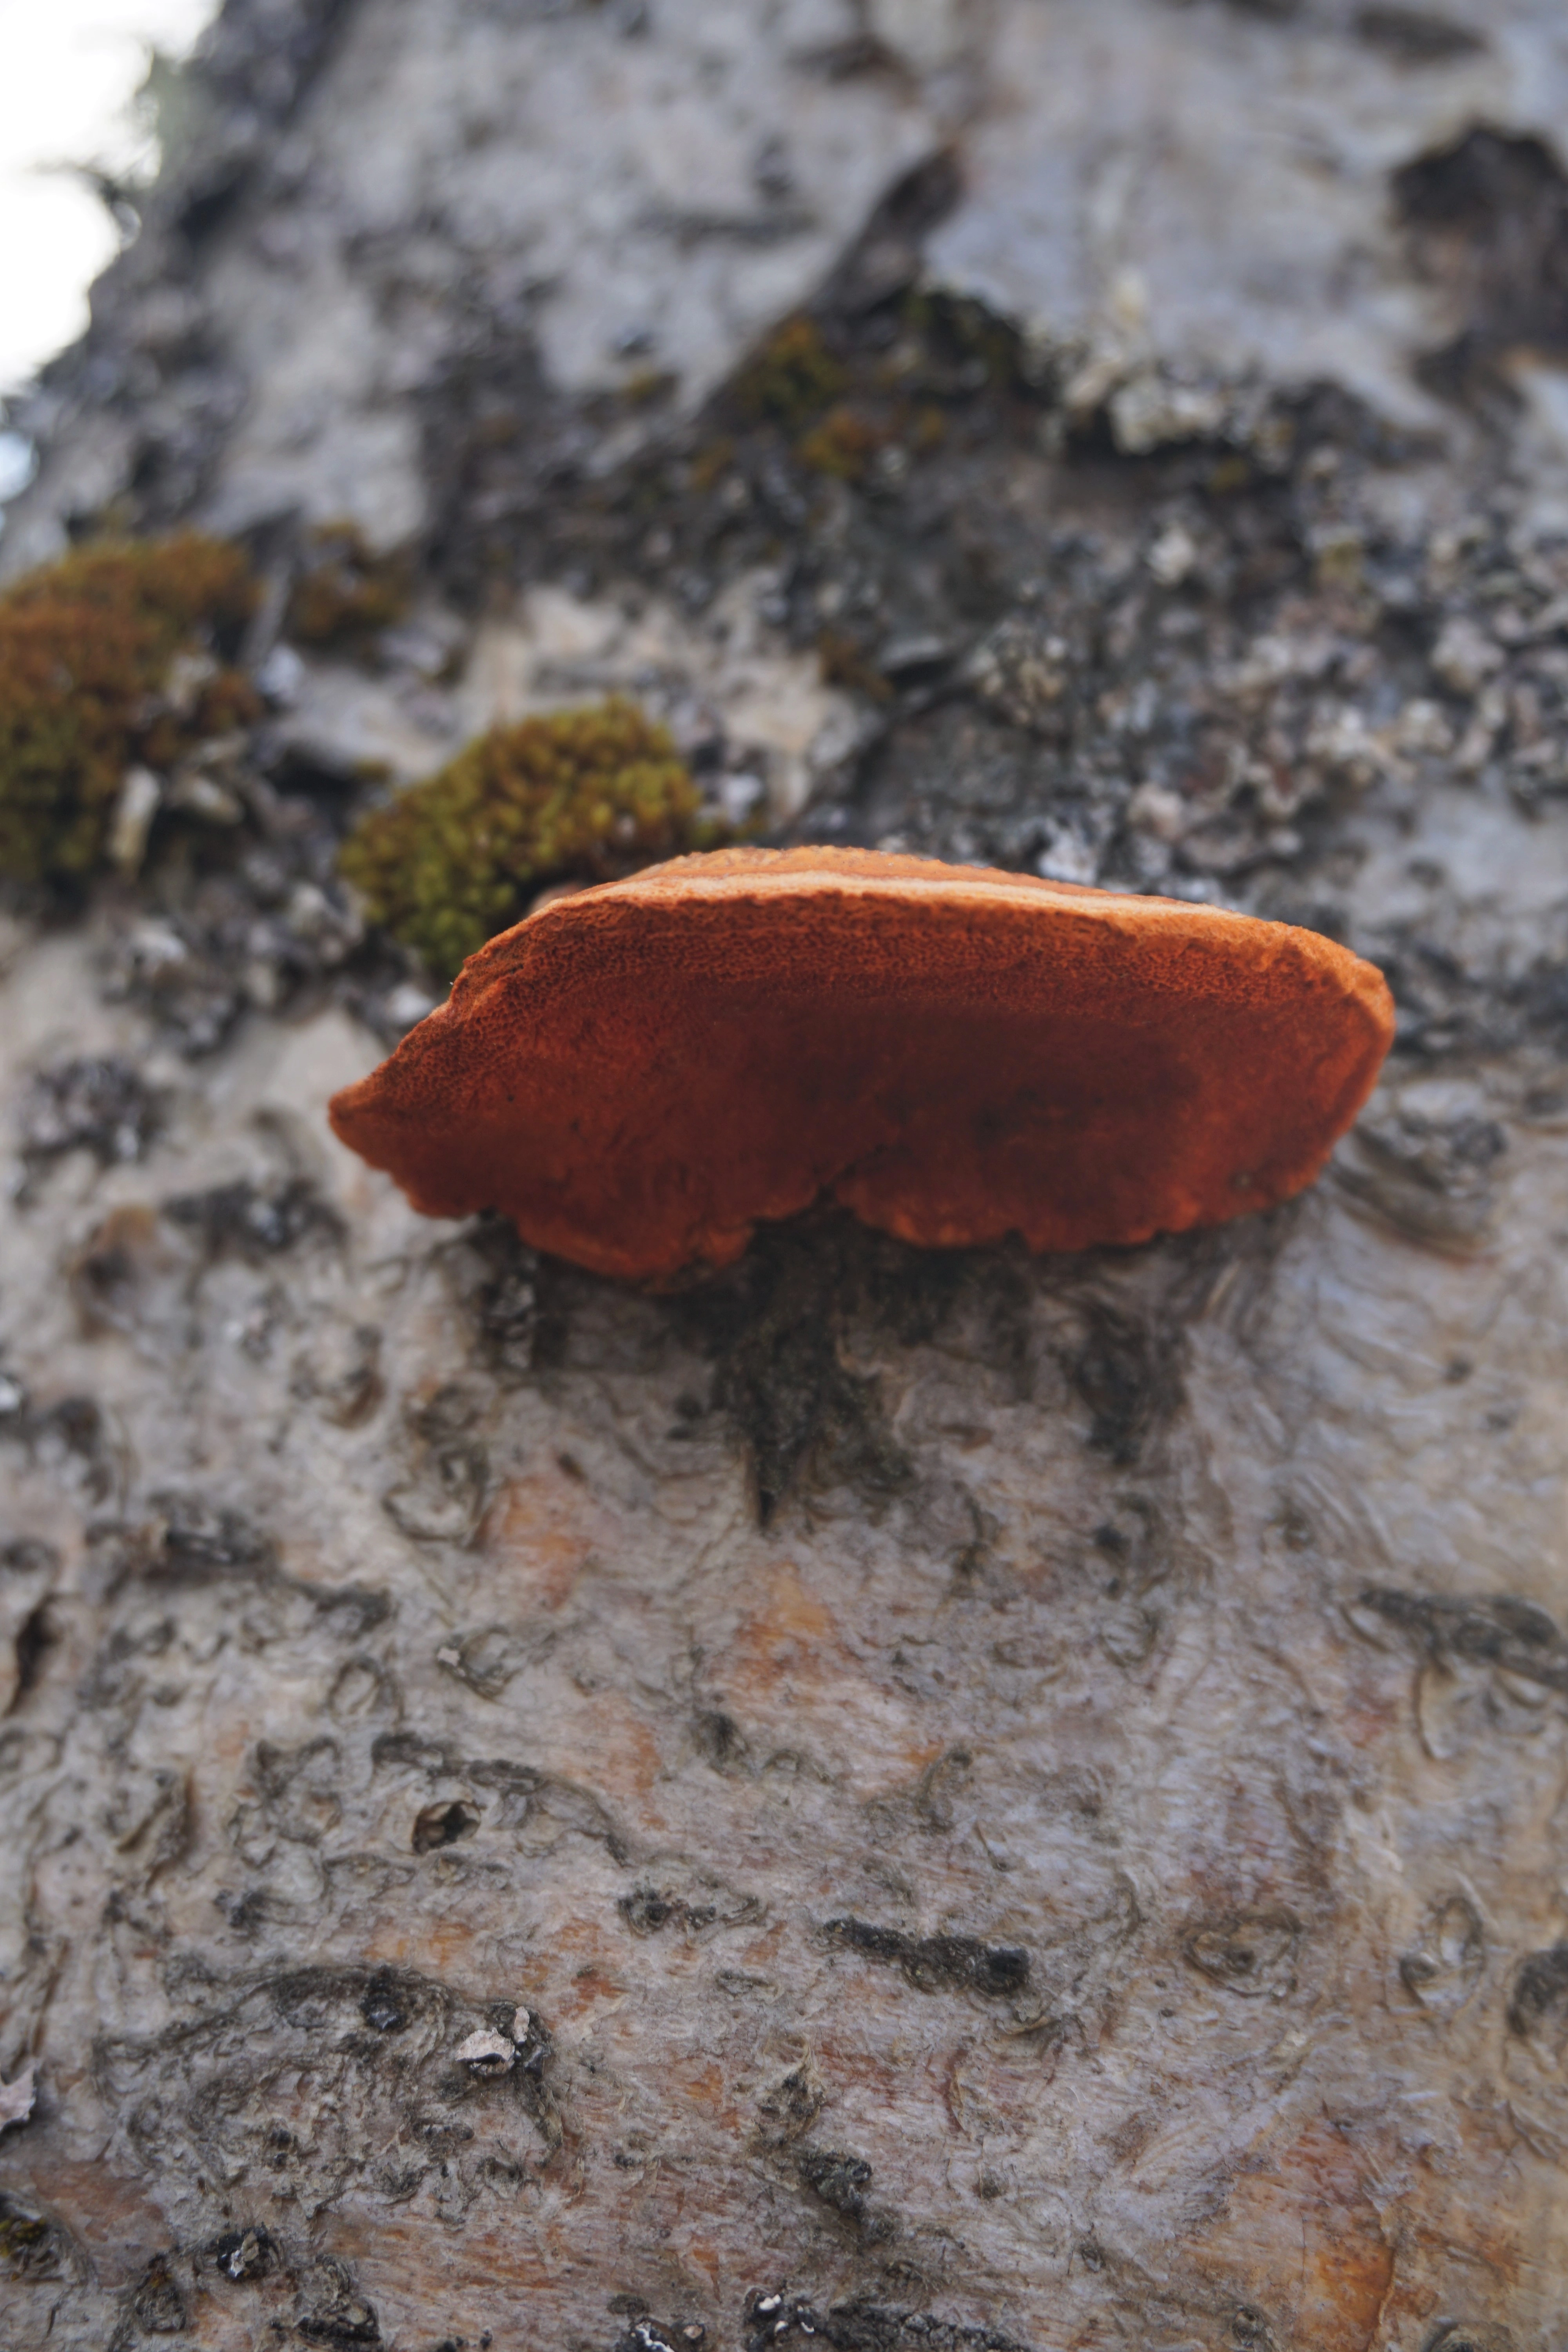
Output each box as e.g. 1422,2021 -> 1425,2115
328,846 -> 1396,1281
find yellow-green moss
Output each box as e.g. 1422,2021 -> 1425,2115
285,522 -> 412,647
339,697 -> 708,980
797,404 -> 884,482
688,437 -> 737,495
0,533 -> 258,886
734,316 -> 846,432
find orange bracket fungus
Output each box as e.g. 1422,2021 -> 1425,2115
328,846 -> 1395,1284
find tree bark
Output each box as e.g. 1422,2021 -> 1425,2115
3,4 -> 1568,2348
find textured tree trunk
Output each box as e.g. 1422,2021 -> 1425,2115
4,4 -> 1568,2349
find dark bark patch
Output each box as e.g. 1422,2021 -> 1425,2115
359,1970 -> 414,2034
291,1323 -> 384,1428
820,1916 -> 1031,1999
296,2258 -> 382,2345
87,1498 -> 389,1635
612,2318 -> 708,2352
163,1174 -> 343,1262
16,1054 -> 161,1178
98,1962 -> 561,2212
0,2194 -> 64,2281
1506,1942 -> 1568,2045
681,1217 -> 1032,1522
412,1798 -> 482,1853
692,1706 -> 752,1775
816,150 -> 963,321
143,1493 -> 279,1586
1395,129 -> 1568,407
384,1386 -> 492,1548
746,2295 -> 1028,2352
165,0 -> 356,249
1182,1906 -> 1301,1998
455,1216 -> 1030,1524
797,2143 -> 873,2218
709,1227 -> 913,1525
756,2060 -> 826,2140
9,1592 -> 58,1709
1357,1586 -> 1568,1694
1334,1109 -> 1506,1251
1067,1299 -> 1187,1466
129,2254 -> 188,2334
463,1217 -> 542,1381
204,2224 -> 279,2283
1354,7 -> 1486,63
793,2144 -> 897,2243
2,1390 -> 118,1507
619,1886 -> 706,1936
1423,2329 -> 1516,2352
1399,1892 -> 1485,2016
253,1735 -> 341,1833
435,1622 -> 535,1700
373,1733 -> 630,1863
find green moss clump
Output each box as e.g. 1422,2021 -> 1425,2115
0,533 -> 258,885
734,316 -> 846,432
798,404 -> 884,481
339,697 -> 708,980
285,521 -> 413,647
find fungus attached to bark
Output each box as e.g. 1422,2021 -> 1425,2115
328,846 -> 1395,1283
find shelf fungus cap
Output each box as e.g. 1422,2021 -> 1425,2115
329,846 -> 1395,1282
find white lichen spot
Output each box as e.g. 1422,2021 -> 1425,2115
454,2026 -> 514,2074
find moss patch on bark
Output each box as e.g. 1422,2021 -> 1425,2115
0,534 -> 257,886
338,696 -> 706,979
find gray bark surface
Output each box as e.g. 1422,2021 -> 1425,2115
4,4 -> 1568,2348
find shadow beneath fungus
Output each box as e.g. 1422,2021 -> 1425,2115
457,1198 -> 1296,1525
679,1218 -> 931,1524
457,1207 -> 959,1521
